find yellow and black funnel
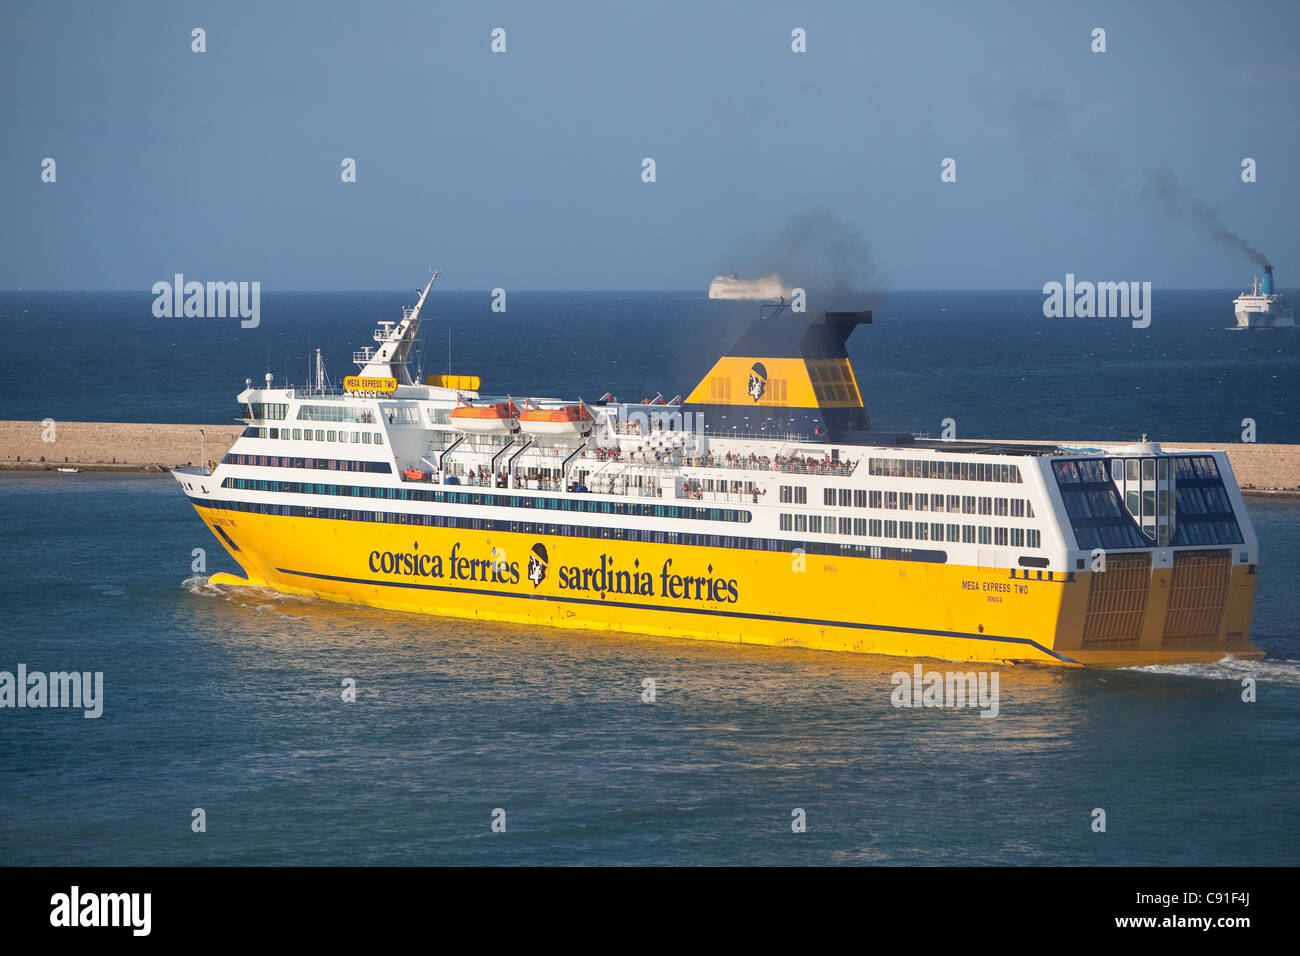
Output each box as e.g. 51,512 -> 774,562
684,306 -> 872,440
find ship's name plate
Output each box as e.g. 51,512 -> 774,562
344,376 -> 398,393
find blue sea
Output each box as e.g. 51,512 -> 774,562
1,290 -> 1298,865
1,289 -> 1297,443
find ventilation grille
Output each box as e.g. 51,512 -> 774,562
1163,550 -> 1230,645
1082,553 -> 1151,648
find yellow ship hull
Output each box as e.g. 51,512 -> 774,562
193,504 -> 1262,669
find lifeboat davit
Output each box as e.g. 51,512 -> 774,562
518,404 -> 594,437
450,400 -> 520,434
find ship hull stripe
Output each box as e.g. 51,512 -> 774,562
272,565 -> 1082,664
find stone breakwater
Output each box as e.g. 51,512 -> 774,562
0,421 -> 1298,495
0,421 -> 243,472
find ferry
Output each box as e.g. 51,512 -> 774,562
708,273 -> 792,300
1233,266 -> 1294,328
173,273 -> 1263,667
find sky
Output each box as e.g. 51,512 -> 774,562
2,0 -> 1298,291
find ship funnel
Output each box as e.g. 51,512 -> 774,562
682,305 -> 872,441
1262,266 -> 1274,295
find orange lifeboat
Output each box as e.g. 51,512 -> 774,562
450,399 -> 520,434
518,403 -> 594,437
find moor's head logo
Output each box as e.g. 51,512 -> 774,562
528,543 -> 549,588
747,362 -> 767,402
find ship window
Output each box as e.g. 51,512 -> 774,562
363,433 -> 372,444
1126,459 -> 1139,482
962,525 -> 976,543
915,495 -> 928,512
914,523 -> 928,540
1158,458 -> 1169,480
839,489 -> 851,507
840,517 -> 851,535
978,496 -> 992,515
854,518 -> 867,536
946,524 -> 960,542
901,493 -> 913,510
899,522 -> 912,539
884,520 -> 897,537
932,494 -> 944,511
947,494 -> 960,512
869,490 -> 882,508
932,522 -> 944,540
962,496 -> 976,514
794,514 -> 807,532
978,526 -> 992,544
854,490 -> 868,507
824,488 -> 835,506
1111,459 -> 1123,482
1142,459 -> 1155,481
885,492 -> 898,510
1143,491 -> 1156,517
1027,529 -> 1041,548
810,515 -> 822,533
779,514 -> 792,531
995,527 -> 1008,546
292,428 -> 302,440
1011,528 -> 1025,547
995,498 -> 1008,516
375,433 -> 383,445
1126,489 -> 1139,516
869,519 -> 881,536
303,430 -> 313,442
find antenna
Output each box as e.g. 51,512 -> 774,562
315,347 -> 329,393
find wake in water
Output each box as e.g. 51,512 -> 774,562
180,575 -> 332,622
180,574 -> 230,597
1123,655 -> 1300,687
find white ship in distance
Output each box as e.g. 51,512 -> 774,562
708,273 -> 794,300
1233,266 -> 1294,328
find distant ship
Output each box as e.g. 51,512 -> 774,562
173,273 -> 1263,667
708,273 -> 792,300
1233,266 -> 1293,328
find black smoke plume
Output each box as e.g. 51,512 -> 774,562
755,209 -> 883,311
1142,167 -> 1271,268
